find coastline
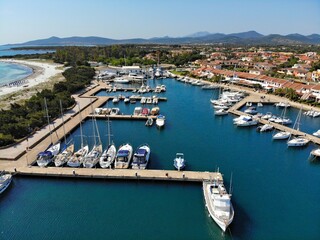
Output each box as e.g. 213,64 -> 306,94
0,59 -> 64,97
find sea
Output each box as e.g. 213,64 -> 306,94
0,46 -> 54,86
1,79 -> 320,240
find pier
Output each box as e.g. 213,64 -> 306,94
8,167 -> 223,183
88,114 -> 157,120
228,95 -> 320,145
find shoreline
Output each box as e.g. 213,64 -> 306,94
0,59 -> 63,97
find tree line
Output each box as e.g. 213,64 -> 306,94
0,66 -> 95,147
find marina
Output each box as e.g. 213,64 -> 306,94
1,77 -> 320,240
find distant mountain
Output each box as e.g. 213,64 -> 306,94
185,31 -> 211,38
3,31 -> 320,47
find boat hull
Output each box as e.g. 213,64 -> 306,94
0,174 -> 12,194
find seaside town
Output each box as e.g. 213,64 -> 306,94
1,1 -> 320,239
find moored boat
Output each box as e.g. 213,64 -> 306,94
99,144 -> 117,168
54,143 -> 74,167
0,173 -> 12,194
203,179 -> 234,232
131,144 -> 151,169
114,143 -> 133,169
173,153 -> 185,171
37,142 -> 61,167
156,115 -> 165,128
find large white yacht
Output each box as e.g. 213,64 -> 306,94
99,144 -> 117,169
173,153 -> 185,171
235,116 -> 258,127
203,179 -> 234,232
131,144 -> 151,169
114,143 -> 133,169
156,115 -> 165,128
272,131 -> 291,140
83,144 -> 103,168
287,137 -> 309,147
54,143 -> 74,167
67,145 -> 89,167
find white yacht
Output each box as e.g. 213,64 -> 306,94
258,124 -> 274,132
0,173 -> 12,194
203,180 -> 234,232
114,143 -> 133,169
37,142 -> 61,167
113,77 -> 129,83
244,106 -> 257,114
236,116 -> 258,127
112,96 -> 120,103
131,144 -> 151,169
173,153 -> 185,171
156,115 -> 165,128
215,109 -> 228,116
99,144 -> 117,168
272,131 -> 291,140
110,108 -> 120,115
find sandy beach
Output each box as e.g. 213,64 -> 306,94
0,59 -> 64,97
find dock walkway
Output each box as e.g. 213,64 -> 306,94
9,167 -> 223,183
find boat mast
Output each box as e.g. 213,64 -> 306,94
229,172 -> 233,195
78,103 -> 84,149
44,98 -> 53,144
59,100 -> 67,145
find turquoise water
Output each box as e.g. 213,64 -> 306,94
1,79 -> 320,240
0,61 -> 33,85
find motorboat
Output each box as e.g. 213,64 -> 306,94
313,129 -> 320,137
100,144 -> 117,168
146,97 -> 152,104
113,77 -> 129,83
124,97 -> 130,103
145,117 -> 154,126
272,131 -> 291,140
261,112 -> 273,120
156,115 -> 165,128
0,173 -> 12,194
112,96 -> 120,103
258,124 -> 274,132
203,179 -> 234,232
37,142 -> 61,167
310,148 -> 320,159
110,108 -> 120,115
215,109 -> 228,116
244,106 -> 257,114
141,108 -> 150,116
114,143 -> 133,169
173,153 -> 185,171
131,144 -> 151,169
233,115 -> 248,124
152,96 -> 158,105
275,102 -> 291,108
246,102 -> 252,107
160,85 -> 166,92
151,107 -> 160,115
54,143 -> 74,167
140,97 -> 146,104
133,107 -> 142,116
236,116 -> 258,127
257,102 -> 263,107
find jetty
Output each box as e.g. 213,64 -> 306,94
228,95 -> 320,145
7,167 -> 223,183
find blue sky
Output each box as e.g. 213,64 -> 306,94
0,0 -> 319,45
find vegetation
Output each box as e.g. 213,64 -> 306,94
0,66 -> 94,147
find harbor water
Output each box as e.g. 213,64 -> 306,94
1,79 -> 320,240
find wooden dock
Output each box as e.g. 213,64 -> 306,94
88,114 -> 157,120
228,96 -> 320,145
9,167 -> 223,183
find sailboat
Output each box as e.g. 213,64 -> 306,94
272,106 -> 291,140
67,104 -> 89,167
54,100 -> 74,167
287,107 -> 310,147
99,117 -> 117,169
83,101 -> 103,168
37,98 -> 61,167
